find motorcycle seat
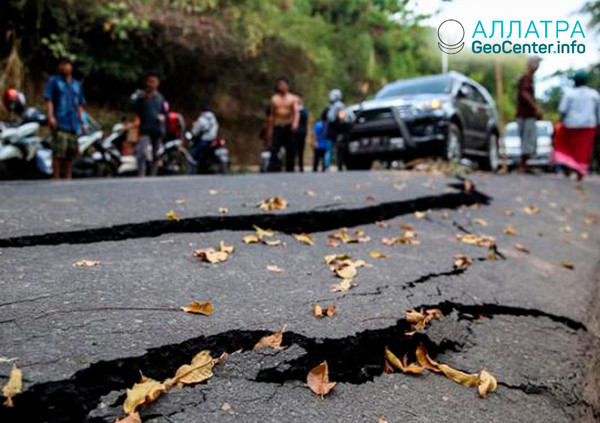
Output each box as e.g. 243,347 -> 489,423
0,122 -> 40,141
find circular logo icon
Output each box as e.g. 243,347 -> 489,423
438,19 -> 465,54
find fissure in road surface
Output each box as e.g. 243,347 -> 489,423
0,188 -> 490,248
0,301 -> 584,423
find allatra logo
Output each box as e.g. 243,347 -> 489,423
438,19 -> 465,54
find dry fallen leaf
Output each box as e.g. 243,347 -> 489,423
453,254 -> 473,270
305,189 -> 316,197
266,265 -> 284,273
115,412 -> 142,423
394,183 -> 406,191
502,209 -> 515,216
415,344 -> 441,373
331,279 -> 357,292
456,234 -> 495,249
375,221 -> 390,228
258,197 -> 288,211
165,350 -> 214,388
165,210 -> 181,221
471,218 -> 488,226
523,205 -> 540,215
370,251 -> 387,259
209,189 -> 218,195
253,225 -> 274,239
307,361 -> 336,397
583,216 -> 598,226
514,243 -> 530,253
477,369 -> 498,398
218,207 -> 229,215
219,241 -> 234,254
561,261 -> 575,270
254,325 -> 287,350
333,262 -> 357,280
2,364 -> 22,407
243,234 -> 260,244
405,309 -> 443,334
385,347 -> 424,375
123,376 -> 167,414
294,233 -> 314,246
312,304 -> 336,319
193,247 -> 229,264
581,232 -> 590,240
73,259 -> 102,268
181,300 -> 213,316
503,224 -> 518,236
329,228 -> 370,244
414,211 -> 428,220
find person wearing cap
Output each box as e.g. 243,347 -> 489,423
516,56 -> 543,174
44,57 -> 87,179
552,71 -> 600,181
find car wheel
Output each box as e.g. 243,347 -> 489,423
445,123 -> 462,162
481,133 -> 500,171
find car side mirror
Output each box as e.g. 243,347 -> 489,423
457,86 -> 469,99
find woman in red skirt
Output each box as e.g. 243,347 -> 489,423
553,72 -> 600,181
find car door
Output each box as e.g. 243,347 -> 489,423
469,85 -> 493,150
455,83 -> 478,148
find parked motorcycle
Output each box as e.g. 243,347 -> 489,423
159,137 -> 196,175
0,109 -> 53,179
185,131 -> 230,174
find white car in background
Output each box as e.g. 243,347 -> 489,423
501,121 -> 554,167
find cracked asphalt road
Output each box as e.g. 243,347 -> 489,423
1,170 -> 600,422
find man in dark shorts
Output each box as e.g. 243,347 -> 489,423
44,57 -> 87,179
133,73 -> 168,176
516,56 -> 543,173
267,78 -> 300,172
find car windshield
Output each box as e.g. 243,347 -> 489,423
375,76 -> 452,99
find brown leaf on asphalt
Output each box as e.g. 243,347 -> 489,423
181,300 -> 213,316
456,234 -> 496,249
331,279 -> 357,292
254,325 -> 287,350
560,225 -> 572,233
415,344 -> 441,373
327,239 -> 340,247
165,350 -> 214,388
193,247 -> 229,264
175,198 -> 187,205
581,232 -> 590,240
453,254 -> 473,270
165,210 -> 181,221
523,205 -> 540,215
264,239 -> 286,247
394,182 -> 406,191
375,221 -> 390,228
329,228 -> 370,244
399,223 -> 414,231
123,376 -> 167,414
438,364 -> 478,387
266,264 -> 284,273
324,254 -> 351,264
73,259 -> 102,268
561,261 -> 575,270
218,207 -> 229,215
115,412 -> 142,423
405,309 -> 442,334
471,218 -> 487,226
385,347 -> 424,375
503,224 -> 518,236
312,304 -> 336,319
219,241 -> 234,254
305,189 -> 316,197
2,364 -> 22,407
584,216 -> 598,226
307,361 -> 336,397
258,196 -> 288,211
414,211 -> 428,220
502,209 -> 515,216
333,262 -> 357,280
514,243 -> 530,253
294,233 -> 314,246
370,251 -> 387,259
477,370 -> 498,398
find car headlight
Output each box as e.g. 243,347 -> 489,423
414,99 -> 444,113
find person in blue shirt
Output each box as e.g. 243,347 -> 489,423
312,110 -> 331,172
44,57 -> 87,179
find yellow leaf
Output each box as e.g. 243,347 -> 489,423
503,224 -> 518,236
293,233 -> 314,246
258,197 -> 288,211
243,234 -> 260,244
115,412 -> 142,423
2,364 -> 22,407
266,264 -> 284,273
73,259 -> 102,268
324,254 -> 350,264
181,300 -> 213,316
523,205 -> 540,215
414,211 -> 427,220
438,364 -> 479,387
219,241 -> 234,254
194,248 -> 229,264
384,347 -> 424,375
514,243 -> 530,253
333,262 -> 357,280
264,239 -> 285,247
471,218 -> 487,226
254,325 -> 286,350
123,376 -> 167,414
253,225 -> 274,239
218,207 -> 229,215
307,361 -> 336,397
453,254 -> 472,270
503,209 -> 515,216
165,350 -> 214,388
331,279 -> 357,292
415,344 -> 441,373
477,370 -> 498,398
312,304 -> 336,319
165,210 -> 181,221
370,251 -> 387,259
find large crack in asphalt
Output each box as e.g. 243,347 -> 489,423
0,301 -> 585,423
0,188 -> 490,248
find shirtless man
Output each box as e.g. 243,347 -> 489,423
267,77 -> 300,172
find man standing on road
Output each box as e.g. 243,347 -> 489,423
516,56 -> 543,174
267,78 -> 299,172
326,89 -> 353,171
133,73 -> 168,177
44,57 -> 87,179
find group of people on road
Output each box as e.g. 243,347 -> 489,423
43,58 -> 219,179
264,77 -> 353,173
517,56 -> 600,181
